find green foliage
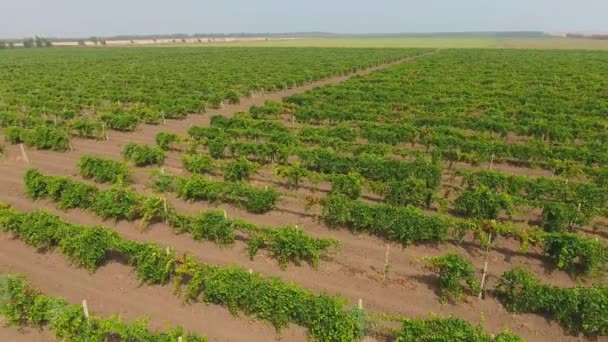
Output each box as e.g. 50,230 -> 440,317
69,118 -> 104,139
93,185 -> 142,221
330,172 -> 364,200
541,202 -> 591,232
246,226 -> 338,270
59,226 -> 120,271
21,126 -> 70,151
224,157 -> 258,182
454,186 -> 513,220
396,317 -> 522,342
274,162 -> 309,189
0,274 -> 206,341
78,155 -> 131,184
189,211 -> 236,245
207,137 -> 227,158
176,175 -> 279,214
4,127 -> 23,143
156,131 -> 181,150
385,178 -> 431,208
24,169 -> 98,210
100,111 -> 139,131
149,169 -> 176,192
322,194 -> 454,246
122,142 -> 166,167
543,233 -> 607,276
495,268 -> 608,336
250,100 -> 283,118
426,253 -> 480,303
182,154 -> 214,175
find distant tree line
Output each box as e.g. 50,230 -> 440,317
0,41 -> 15,49
22,36 -> 53,48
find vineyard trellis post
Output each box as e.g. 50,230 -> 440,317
19,144 -> 29,163
478,231 -> 492,299
82,300 -> 90,320
383,244 -> 390,281
163,196 -> 169,224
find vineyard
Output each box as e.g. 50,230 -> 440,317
0,45 -> 607,342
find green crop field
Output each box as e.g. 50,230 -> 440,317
1,44 -> 607,341
0,47 -> 420,148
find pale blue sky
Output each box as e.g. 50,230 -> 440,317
2,0 -> 607,38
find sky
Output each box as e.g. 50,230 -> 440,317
2,0 -> 607,38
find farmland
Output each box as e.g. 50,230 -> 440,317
0,45 -> 607,342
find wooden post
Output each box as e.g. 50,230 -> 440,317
163,197 -> 169,224
479,231 -> 492,299
358,298 -> 363,310
478,261 -> 489,299
161,112 -> 166,125
102,124 -> 108,141
19,144 -> 29,163
248,269 -> 253,274
383,244 -> 390,281
178,337 -> 183,342
82,300 -> 90,320
489,153 -> 495,170
223,210 -> 227,219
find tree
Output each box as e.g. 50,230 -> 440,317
34,36 -> 45,47
23,38 -> 34,48
0,41 -> 6,49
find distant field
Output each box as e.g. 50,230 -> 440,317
207,36 -> 608,50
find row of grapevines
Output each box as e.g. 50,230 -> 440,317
0,204 -> 361,341
494,267 -> 608,336
0,274 -> 205,341
1,47 -> 420,130
186,116 -> 442,185
122,142 -> 166,166
0,203 -> 523,341
4,126 -> 70,151
322,194 -> 608,276
458,169 -> 608,221
395,317 -> 522,341
172,173 -> 279,214
25,169 -> 335,268
284,50 -> 608,142
78,155 -> 132,183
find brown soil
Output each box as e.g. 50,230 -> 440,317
0,323 -> 53,342
0,53 -> 599,342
